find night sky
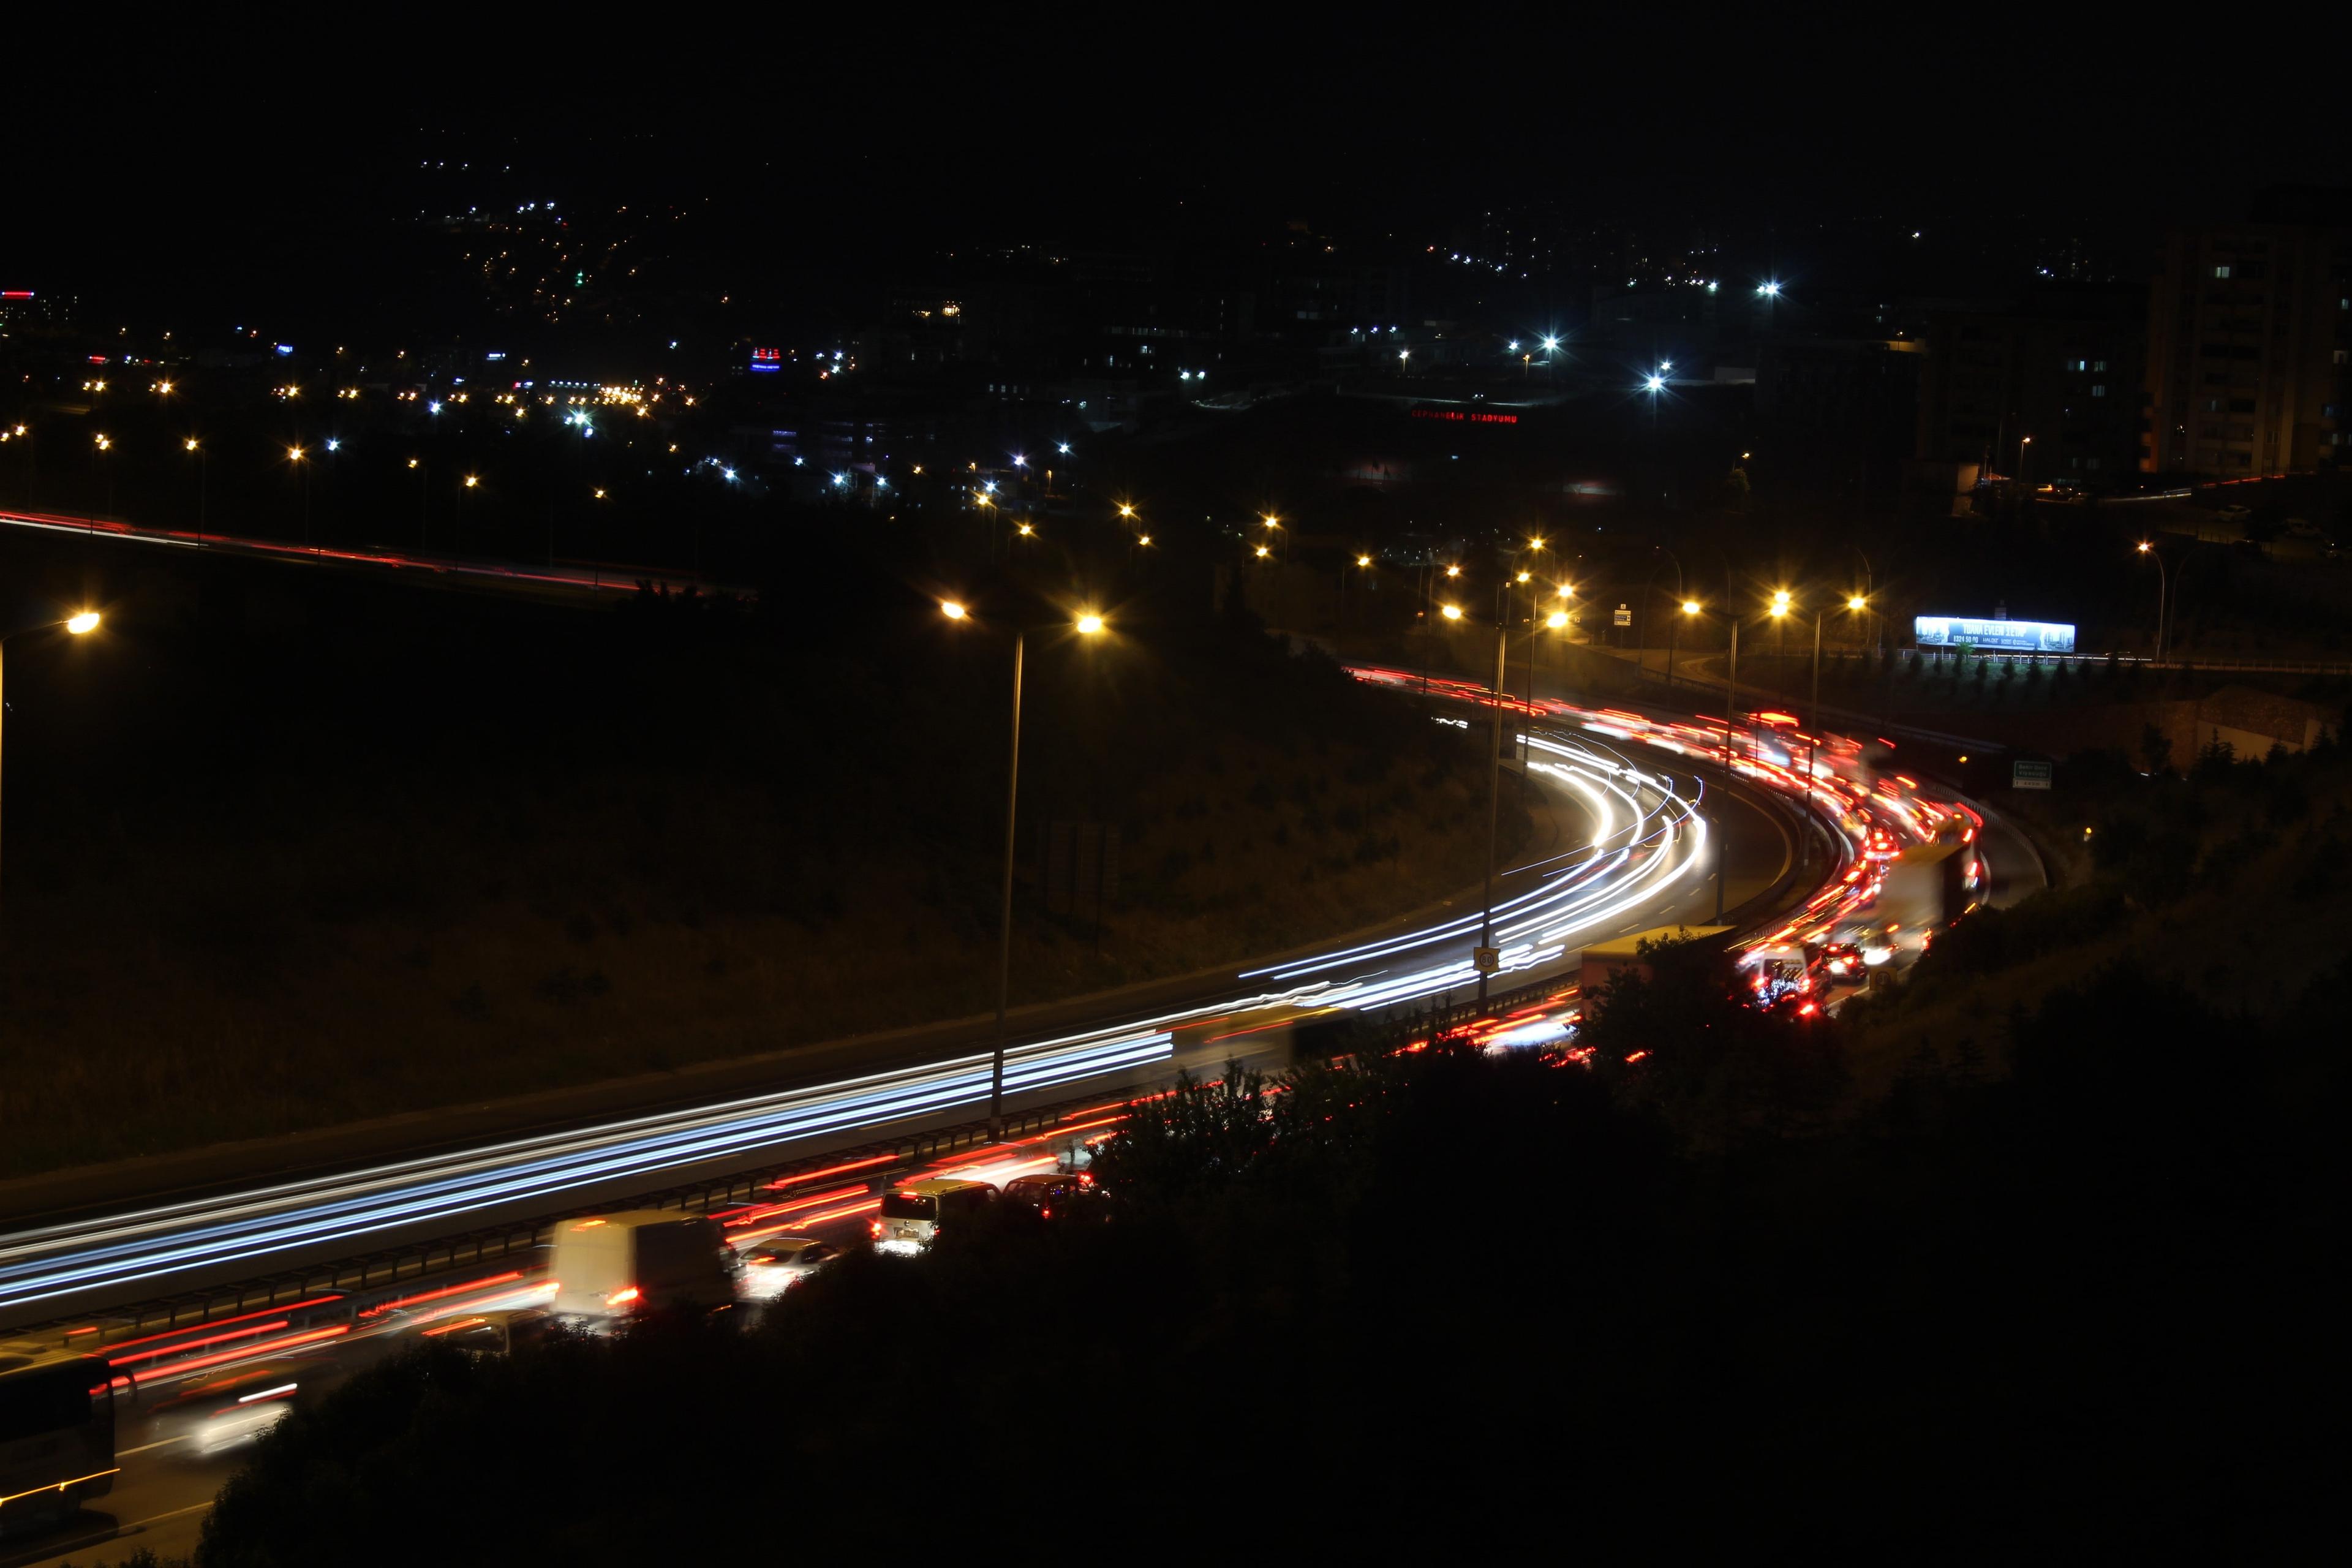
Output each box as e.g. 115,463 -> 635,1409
14,32 -> 2349,326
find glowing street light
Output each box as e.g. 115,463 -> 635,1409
1847,595 -> 1868,613
1117,503 -> 1136,519
1683,600 -> 1702,616
1545,610 -> 1569,630
1137,535 -> 1152,546
943,597 -> 1109,1135
1515,571 -> 1531,585
1446,564 -> 1461,579
1556,582 -> 1575,598
1254,544 -> 1271,559
0,609 -> 104,911
184,437 -> 200,453
1440,603 -> 1463,620
1643,374 -> 1665,393
1356,554 -> 1372,568
1770,590 -> 1793,616
463,475 -> 479,488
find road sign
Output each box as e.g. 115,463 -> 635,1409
1472,946 -> 1501,974
2012,759 -> 2052,790
1613,603 -> 1631,627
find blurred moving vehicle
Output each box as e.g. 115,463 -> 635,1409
1003,1172 -> 1098,1218
415,1309 -> 559,1357
736,1237 -> 841,1300
1739,944 -> 1811,1009
549,1211 -> 739,1324
146,1359 -> 320,1460
872,1179 -> 998,1256
1813,943 -> 1867,985
0,1344 -> 114,1537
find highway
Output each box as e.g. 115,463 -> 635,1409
0,687 -> 1983,1565
0,504 -> 715,598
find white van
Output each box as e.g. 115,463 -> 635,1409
870,1179 -> 999,1256
548,1210 -> 739,1323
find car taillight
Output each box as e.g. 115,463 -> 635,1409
869,1219 -> 883,1237
605,1286 -> 640,1308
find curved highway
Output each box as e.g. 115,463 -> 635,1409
0,680 -> 1986,1567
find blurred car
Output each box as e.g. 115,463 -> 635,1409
1813,943 -> 1867,984
147,1359 -> 324,1458
414,1308 -> 559,1357
735,1237 -> 841,1300
1003,1172 -> 1099,1218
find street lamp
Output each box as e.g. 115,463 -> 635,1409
1440,603 -> 1463,620
942,599 -> 1107,1134
2136,541 -> 2169,661
0,611 -> 102,913
1667,597 -> 1699,690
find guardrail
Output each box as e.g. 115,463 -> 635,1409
10,714 -> 1848,1357
7,1088 -> 1131,1351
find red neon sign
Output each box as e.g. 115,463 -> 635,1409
1410,408 -> 1517,425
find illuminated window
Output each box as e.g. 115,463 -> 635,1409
2213,265 -> 2231,279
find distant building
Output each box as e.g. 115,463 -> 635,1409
1914,292 -> 2145,488
2143,199 -> 2352,475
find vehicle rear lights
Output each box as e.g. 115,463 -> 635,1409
605,1286 -> 640,1308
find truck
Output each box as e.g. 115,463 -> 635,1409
0,1344 -> 115,1539
1875,840 -> 1976,938
547,1210 -> 739,1324
1577,925 -> 1732,1017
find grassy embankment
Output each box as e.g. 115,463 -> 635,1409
1836,728 -> 2352,1088
0,557 -> 1528,1180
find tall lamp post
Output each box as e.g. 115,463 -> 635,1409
184,437 -> 206,548
1472,600 -> 1508,1006
0,611 -> 102,918
1717,615 -> 1741,924
943,598 -> 1107,1135
2136,541 -> 2169,662
1668,597 -> 1698,690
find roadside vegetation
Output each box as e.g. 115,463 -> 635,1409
169,870 -> 2338,1559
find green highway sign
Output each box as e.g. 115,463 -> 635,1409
2012,759 -> 2053,791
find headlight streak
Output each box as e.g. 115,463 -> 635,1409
1,679 -> 1913,1321
0,1030 -> 1172,1310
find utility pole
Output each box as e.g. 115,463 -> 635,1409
1716,619 -> 1738,922
1477,617 -> 1507,1006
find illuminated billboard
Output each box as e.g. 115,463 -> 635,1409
749,347 -> 782,372
1913,616 -> 2076,654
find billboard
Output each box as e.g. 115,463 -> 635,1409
1913,615 -> 2076,654
748,347 -> 782,373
